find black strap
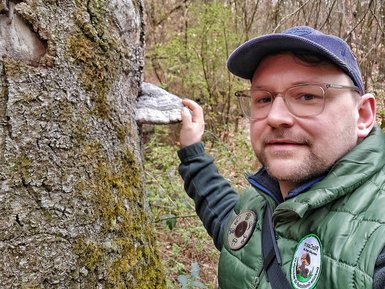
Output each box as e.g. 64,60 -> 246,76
262,203 -> 292,289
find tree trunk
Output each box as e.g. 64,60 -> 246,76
0,0 -> 165,288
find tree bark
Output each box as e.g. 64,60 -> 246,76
0,0 -> 165,288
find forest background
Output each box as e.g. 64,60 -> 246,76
142,0 -> 385,288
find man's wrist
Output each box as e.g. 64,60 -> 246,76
177,142 -> 205,162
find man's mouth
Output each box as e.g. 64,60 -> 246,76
265,139 -> 308,151
267,139 -> 305,145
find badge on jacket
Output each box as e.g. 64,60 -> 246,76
290,234 -> 322,289
227,210 -> 256,250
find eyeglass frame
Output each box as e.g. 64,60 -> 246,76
234,83 -> 361,120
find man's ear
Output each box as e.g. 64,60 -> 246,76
357,93 -> 376,139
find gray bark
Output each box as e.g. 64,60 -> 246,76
0,1 -> 165,288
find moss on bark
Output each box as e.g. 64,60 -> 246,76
74,141 -> 165,288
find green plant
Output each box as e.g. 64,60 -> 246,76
143,122 -> 255,288
177,262 -> 207,289
148,2 -> 245,133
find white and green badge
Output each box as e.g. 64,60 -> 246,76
290,234 -> 322,289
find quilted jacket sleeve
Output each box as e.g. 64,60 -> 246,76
178,142 -> 239,250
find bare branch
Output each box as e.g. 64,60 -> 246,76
273,0 -> 312,33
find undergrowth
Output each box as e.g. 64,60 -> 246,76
143,123 -> 256,288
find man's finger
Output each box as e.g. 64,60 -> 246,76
182,99 -> 204,123
181,106 -> 192,124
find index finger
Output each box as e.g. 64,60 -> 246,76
182,99 -> 204,123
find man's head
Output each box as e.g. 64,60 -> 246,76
301,253 -> 311,266
227,26 -> 365,95
227,27 -> 376,195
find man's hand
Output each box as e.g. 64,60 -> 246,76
179,99 -> 205,148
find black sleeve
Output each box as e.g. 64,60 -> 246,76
374,246 -> 385,289
178,142 -> 239,250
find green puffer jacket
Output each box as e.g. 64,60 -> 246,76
219,125 -> 385,289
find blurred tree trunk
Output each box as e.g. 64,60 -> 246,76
0,0 -> 165,288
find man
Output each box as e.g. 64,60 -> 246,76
177,26 -> 385,289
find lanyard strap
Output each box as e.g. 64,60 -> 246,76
262,204 -> 292,289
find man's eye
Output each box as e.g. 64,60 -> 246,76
296,93 -> 322,102
255,96 -> 272,104
301,94 -> 316,100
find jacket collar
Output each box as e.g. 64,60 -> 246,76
248,125 -> 385,218
277,125 -> 385,218
248,169 -> 325,205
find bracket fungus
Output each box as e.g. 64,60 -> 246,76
136,82 -> 184,125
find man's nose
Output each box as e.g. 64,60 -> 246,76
266,96 -> 295,127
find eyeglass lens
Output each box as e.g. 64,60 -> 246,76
238,85 -> 325,119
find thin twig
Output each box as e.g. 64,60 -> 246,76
319,0 -> 338,30
344,0 -> 374,41
154,214 -> 197,223
273,0 -> 312,33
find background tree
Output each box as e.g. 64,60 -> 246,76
0,0 -> 165,288
145,0 -> 385,134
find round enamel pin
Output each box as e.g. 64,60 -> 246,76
227,210 -> 256,250
290,234 -> 322,289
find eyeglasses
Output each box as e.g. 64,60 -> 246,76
235,83 -> 360,120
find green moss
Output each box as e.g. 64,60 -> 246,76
72,238 -> 104,288
66,0 -> 128,120
66,2 -> 165,286
21,285 -> 43,289
66,34 -> 115,119
74,141 -> 165,288
73,238 -> 104,271
115,125 -> 130,143
12,152 -> 32,183
3,59 -> 29,78
66,0 -> 134,144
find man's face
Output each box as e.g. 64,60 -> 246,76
250,53 -> 360,193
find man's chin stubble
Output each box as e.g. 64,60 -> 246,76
259,152 -> 331,184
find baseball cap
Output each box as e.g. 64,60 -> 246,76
227,26 -> 365,94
